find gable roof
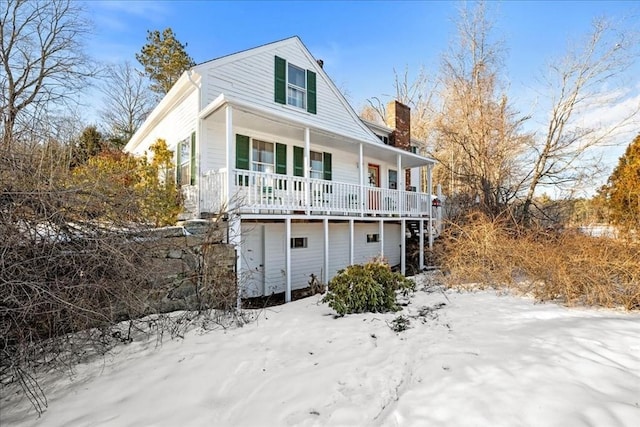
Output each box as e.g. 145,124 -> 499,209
193,36 -> 386,147
127,36 -> 434,166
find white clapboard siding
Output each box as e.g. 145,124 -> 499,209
353,222 -> 383,265
196,38 -> 379,145
328,222 -> 350,278
201,123 -> 372,187
289,223 -> 325,290
240,223 -> 264,298
200,120 -> 226,174
241,220 -> 404,297
129,90 -> 199,157
383,223 -> 401,267
263,222 -> 287,295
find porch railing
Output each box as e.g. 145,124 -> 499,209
186,169 -> 435,217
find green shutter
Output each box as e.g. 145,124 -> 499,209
323,152 -> 332,181
307,70 -> 316,114
293,146 -> 304,177
274,56 -> 286,104
236,134 -> 250,170
275,143 -> 287,174
190,132 -> 196,185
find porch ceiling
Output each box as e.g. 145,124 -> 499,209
203,102 -> 432,168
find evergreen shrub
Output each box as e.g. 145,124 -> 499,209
322,261 -> 415,316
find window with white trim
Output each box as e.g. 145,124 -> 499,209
310,151 -> 324,179
367,233 -> 380,243
287,63 -> 306,109
377,134 -> 390,145
178,137 -> 191,186
252,140 -> 275,173
291,237 -> 308,248
275,56 -> 316,113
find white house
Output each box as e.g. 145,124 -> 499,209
125,36 -> 440,302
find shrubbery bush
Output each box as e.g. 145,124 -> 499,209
322,260 -> 415,316
435,213 -> 640,310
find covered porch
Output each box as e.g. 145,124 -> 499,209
184,168 -> 438,218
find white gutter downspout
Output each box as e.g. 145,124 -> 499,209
187,70 -> 202,217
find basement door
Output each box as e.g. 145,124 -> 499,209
242,224 -> 265,297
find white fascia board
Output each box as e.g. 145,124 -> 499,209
198,93 -> 227,120
386,145 -> 436,167
124,72 -> 198,153
192,36 -> 300,71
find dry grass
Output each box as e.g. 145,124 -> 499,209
435,213 -> 640,310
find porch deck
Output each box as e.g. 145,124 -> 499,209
183,169 -> 436,218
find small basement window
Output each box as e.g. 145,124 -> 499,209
291,237 -> 308,248
366,234 -> 380,243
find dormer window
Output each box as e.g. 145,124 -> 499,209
274,56 -> 317,114
377,134 -> 389,145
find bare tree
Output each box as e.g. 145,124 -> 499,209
0,0 -> 96,147
433,2 -> 529,216
363,66 -> 439,142
362,67 -> 440,194
520,17 -> 640,223
99,62 -> 153,148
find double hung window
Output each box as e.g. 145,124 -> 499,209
176,135 -> 195,186
274,56 -> 316,114
287,64 -> 306,109
252,140 -> 275,173
310,151 -> 324,179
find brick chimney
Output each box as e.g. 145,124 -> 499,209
386,101 -> 411,151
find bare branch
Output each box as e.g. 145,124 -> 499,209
1,0 -> 97,147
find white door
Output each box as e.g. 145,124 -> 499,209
241,224 -> 265,297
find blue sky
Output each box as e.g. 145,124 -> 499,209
84,0 -> 639,191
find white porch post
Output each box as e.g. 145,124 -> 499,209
437,183 -> 443,236
419,219 -> 425,270
359,143 -> 365,217
323,219 -> 329,284
396,154 -> 403,214
379,219 -> 384,259
225,105 -> 235,210
349,219 -> 355,265
428,164 -> 434,249
400,219 -> 406,275
225,106 -> 243,309
285,218 -> 292,303
195,121 -> 201,217
230,215 -> 242,309
427,163 -> 433,199
304,127 -> 310,214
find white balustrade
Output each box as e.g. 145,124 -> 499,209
191,169 -> 434,218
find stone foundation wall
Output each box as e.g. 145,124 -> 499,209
140,220 -> 236,313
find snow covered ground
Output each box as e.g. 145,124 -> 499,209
2,276 -> 639,427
